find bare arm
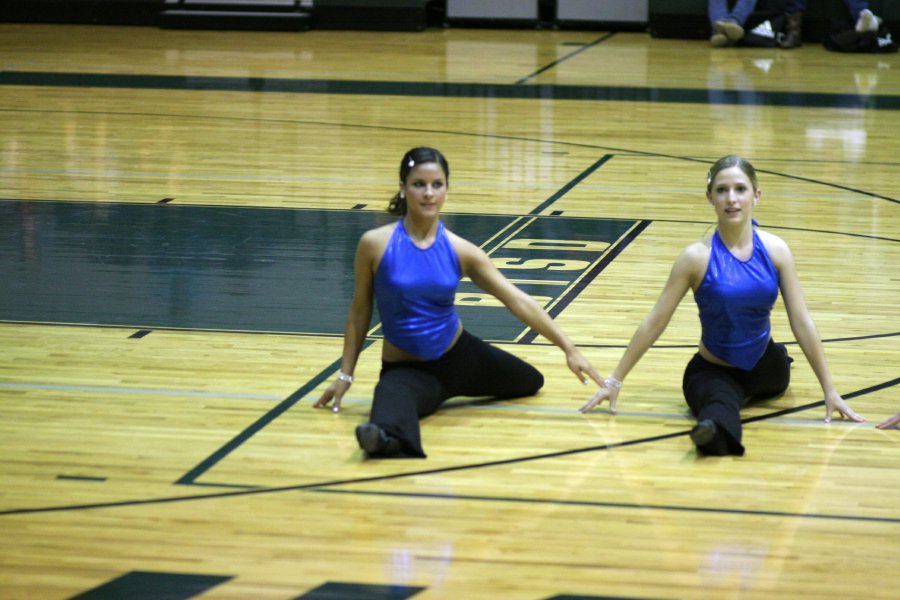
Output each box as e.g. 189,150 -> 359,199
580,244 -> 699,414
766,233 -> 864,423
455,235 -> 602,386
313,231 -> 378,413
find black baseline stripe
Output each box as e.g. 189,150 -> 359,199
56,475 -> 107,482
1,377 -> 896,517
754,167 -> 900,206
3,71 -> 899,110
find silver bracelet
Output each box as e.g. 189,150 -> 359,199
337,371 -> 354,384
604,376 -> 623,389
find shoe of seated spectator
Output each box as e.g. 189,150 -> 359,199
714,20 -> 745,42
780,30 -> 802,49
855,9 -> 881,33
710,32 -> 732,47
780,12 -> 803,49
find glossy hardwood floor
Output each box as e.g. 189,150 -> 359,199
0,22 -> 898,600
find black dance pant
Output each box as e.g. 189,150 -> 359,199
368,329 -> 544,458
682,339 -> 793,456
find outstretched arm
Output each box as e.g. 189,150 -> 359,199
770,235 -> 865,423
313,232 -> 377,413
579,245 -> 697,414
456,236 -> 601,386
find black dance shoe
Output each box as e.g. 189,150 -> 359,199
355,423 -> 401,456
690,419 -> 718,447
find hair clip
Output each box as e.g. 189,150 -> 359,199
408,159 -> 415,168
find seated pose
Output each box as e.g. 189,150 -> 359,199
315,146 -> 601,458
580,155 -> 865,456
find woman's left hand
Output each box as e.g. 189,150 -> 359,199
824,390 -> 865,423
876,412 -> 900,430
579,382 -> 620,414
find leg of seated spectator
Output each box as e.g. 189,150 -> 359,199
708,0 -> 757,46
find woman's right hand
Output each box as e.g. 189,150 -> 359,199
823,389 -> 865,424
565,347 -> 603,386
313,379 -> 351,413
579,381 -> 620,414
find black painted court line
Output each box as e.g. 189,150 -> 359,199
515,33 -> 617,85
753,167 -> 900,206
759,222 -> 900,241
818,331 -> 900,344
529,154 -> 614,215
2,377 -> 896,517
70,570 -> 232,600
646,217 -> 900,242
3,71 -> 899,110
294,582 -> 426,600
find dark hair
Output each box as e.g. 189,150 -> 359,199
706,155 -> 758,192
387,147 -> 450,216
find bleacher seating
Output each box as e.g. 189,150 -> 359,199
159,1 -> 312,31
313,0 -> 429,31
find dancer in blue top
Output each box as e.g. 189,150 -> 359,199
579,155 -> 865,455
315,147 -> 602,458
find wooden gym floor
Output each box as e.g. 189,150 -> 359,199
0,22 -> 898,599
